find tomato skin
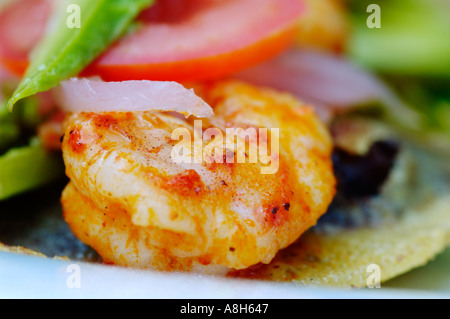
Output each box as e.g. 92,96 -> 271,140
83,27 -> 296,82
0,0 -> 303,82
0,0 -> 50,76
0,57 -> 27,76
1,28 -> 296,82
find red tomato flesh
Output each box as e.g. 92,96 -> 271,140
0,0 -> 304,82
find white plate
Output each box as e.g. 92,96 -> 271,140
1,247 -> 449,299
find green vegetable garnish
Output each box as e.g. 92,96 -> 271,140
0,121 -> 20,151
0,82 -> 62,200
0,81 -> 41,152
345,0 -> 450,154
7,0 -> 153,111
0,138 -> 64,200
348,0 -> 450,77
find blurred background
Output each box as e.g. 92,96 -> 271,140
346,0 -> 450,138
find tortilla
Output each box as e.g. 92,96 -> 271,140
0,117 -> 448,288
229,197 -> 450,287
0,242 -> 46,257
229,118 -> 450,287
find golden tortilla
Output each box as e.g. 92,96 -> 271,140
229,196 -> 450,287
229,118 -> 450,287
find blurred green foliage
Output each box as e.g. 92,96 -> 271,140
346,0 -> 450,144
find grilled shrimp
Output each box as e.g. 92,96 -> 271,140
61,81 -> 336,274
295,0 -> 349,52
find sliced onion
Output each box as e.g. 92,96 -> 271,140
234,48 -> 420,124
52,78 -> 214,118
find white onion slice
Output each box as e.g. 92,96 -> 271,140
53,78 -> 214,118
235,48 -> 420,125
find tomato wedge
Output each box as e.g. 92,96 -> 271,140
0,0 -> 304,82
0,0 -> 50,76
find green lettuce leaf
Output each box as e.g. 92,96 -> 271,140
7,0 -> 153,111
0,80 -> 41,152
0,138 -> 64,200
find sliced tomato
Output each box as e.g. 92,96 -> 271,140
0,0 -> 50,76
0,0 -> 304,82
